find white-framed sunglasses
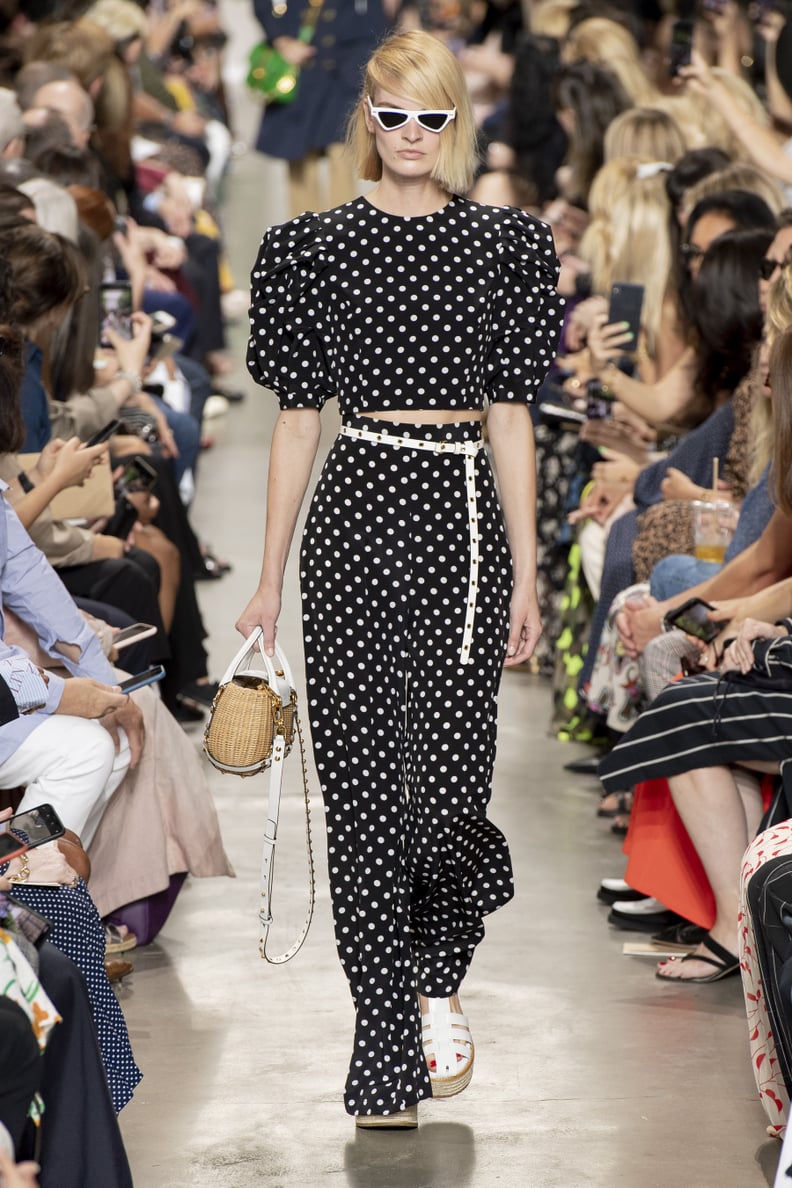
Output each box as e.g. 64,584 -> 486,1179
366,96 -> 456,134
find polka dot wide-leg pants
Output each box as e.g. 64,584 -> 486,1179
300,415 -> 516,1116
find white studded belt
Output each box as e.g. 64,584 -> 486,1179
339,424 -> 484,666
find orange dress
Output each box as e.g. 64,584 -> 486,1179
623,777 -> 776,930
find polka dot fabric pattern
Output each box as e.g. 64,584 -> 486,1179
247,196 -> 562,414
300,416 -> 515,1116
3,877 -> 141,1111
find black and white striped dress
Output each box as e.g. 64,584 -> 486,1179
598,620 -> 792,797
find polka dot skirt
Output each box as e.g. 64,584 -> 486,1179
247,195 -> 562,416
5,877 -> 141,1112
300,416 -> 515,1116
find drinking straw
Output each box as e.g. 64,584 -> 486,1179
712,457 -> 719,498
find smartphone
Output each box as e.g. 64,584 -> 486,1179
86,418 -> 125,448
114,215 -> 128,238
0,833 -> 27,863
113,622 -> 157,650
99,282 -> 133,348
586,378 -> 613,420
669,18 -> 694,77
608,282 -> 644,343
115,456 -> 158,496
1,895 -> 51,947
662,597 -> 719,642
539,401 -> 586,424
118,664 -> 166,694
104,496 -> 139,539
5,803 -> 65,848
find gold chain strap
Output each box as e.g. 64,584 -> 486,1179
259,709 -> 316,964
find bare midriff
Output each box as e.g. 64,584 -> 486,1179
359,409 -> 483,424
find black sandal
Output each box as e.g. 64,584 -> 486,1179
597,791 -> 633,819
655,933 -> 740,983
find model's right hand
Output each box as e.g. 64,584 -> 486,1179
236,587 -> 281,656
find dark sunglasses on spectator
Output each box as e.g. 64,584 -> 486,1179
759,257 -> 783,281
680,243 -> 704,263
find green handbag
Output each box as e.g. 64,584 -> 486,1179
247,3 -> 323,105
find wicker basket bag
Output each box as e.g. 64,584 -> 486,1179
204,630 -> 296,776
203,629 -> 315,964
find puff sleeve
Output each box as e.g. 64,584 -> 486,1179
486,209 -> 563,405
246,213 -> 336,411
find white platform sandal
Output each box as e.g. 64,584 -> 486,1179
355,1105 -> 418,1130
421,997 -> 475,1098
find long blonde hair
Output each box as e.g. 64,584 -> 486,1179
346,31 -> 478,196
761,263 -> 792,488
562,19 -> 659,106
604,107 -> 687,165
579,157 -> 673,358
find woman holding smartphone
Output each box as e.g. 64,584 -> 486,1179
238,31 -> 562,1127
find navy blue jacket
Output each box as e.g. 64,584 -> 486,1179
253,0 -> 389,160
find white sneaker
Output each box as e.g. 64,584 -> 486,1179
221,289 -> 249,322
611,896 -> 667,916
600,878 -> 631,893
203,394 -> 230,421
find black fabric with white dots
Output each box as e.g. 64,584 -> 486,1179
247,194 -> 561,414
247,196 -> 562,1117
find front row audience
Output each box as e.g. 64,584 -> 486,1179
0,3 -> 245,1180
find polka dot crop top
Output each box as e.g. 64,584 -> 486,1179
247,195 -> 563,415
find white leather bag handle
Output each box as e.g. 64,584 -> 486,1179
258,713 -> 315,964
215,629 -> 314,964
219,627 -> 295,703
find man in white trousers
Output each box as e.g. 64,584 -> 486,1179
0,483 -> 143,846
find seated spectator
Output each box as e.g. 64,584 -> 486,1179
0,477 -> 140,846
0,826 -> 143,1124
597,323 -> 792,981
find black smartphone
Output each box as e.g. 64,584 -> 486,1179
1,894 -> 51,947
0,833 -> 27,863
86,418 -> 125,448
662,597 -> 719,642
669,18 -> 694,77
118,664 -> 166,694
6,803 -> 65,848
99,282 -> 133,348
608,282 -> 644,343
115,456 -> 158,496
586,378 -> 613,420
104,495 -> 138,539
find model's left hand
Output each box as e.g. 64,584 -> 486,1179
504,586 -> 542,666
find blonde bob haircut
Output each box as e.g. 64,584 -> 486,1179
346,31 -> 478,197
